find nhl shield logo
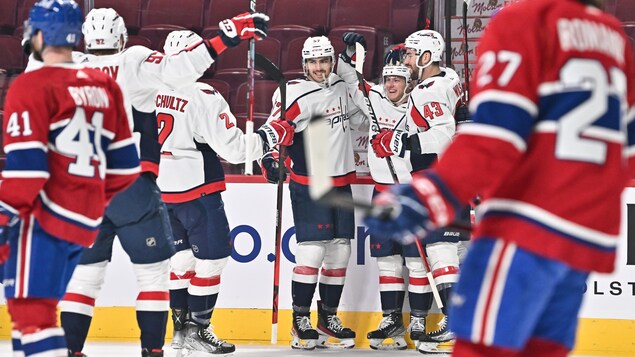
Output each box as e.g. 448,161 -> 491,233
146,237 -> 157,247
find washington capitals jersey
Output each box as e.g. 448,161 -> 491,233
81,44 -> 215,175
425,0 -> 635,272
1,64 -> 140,246
156,82 -> 265,203
267,74 -> 366,186
406,67 -> 463,171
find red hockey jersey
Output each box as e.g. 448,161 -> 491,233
1,64 -> 140,246
421,0 -> 635,272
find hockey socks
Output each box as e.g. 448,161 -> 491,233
380,290 -> 405,314
189,293 -> 218,324
137,311 -> 168,350
292,281 -> 317,309
319,283 -> 344,309
61,312 -> 91,354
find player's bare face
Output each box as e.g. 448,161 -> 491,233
403,49 -> 420,80
305,57 -> 332,82
384,76 -> 407,102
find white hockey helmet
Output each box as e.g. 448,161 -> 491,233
83,8 -> 128,51
404,29 -> 444,69
382,64 -> 411,105
163,30 -> 202,55
301,36 -> 335,63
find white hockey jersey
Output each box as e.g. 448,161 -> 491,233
155,82 -> 266,203
267,74 -> 367,186
335,59 -> 411,186
406,67 -> 463,171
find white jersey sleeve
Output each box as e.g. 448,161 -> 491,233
406,67 -> 463,155
192,83 -> 264,164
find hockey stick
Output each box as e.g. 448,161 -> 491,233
356,43 -> 443,309
244,0 -> 257,175
463,0 -> 471,103
254,53 -> 286,344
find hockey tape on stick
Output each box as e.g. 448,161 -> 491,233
244,0 -> 258,175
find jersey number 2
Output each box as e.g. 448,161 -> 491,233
157,113 -> 174,145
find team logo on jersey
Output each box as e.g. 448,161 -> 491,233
146,237 -> 157,247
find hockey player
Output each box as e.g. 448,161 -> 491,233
0,1 -> 139,356
337,37 -> 412,350
56,8 -> 270,357
365,0 -> 634,356
259,36 -> 367,350
369,30 -> 468,355
155,30 -> 295,355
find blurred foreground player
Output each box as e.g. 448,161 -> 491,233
365,0 -> 635,356
0,1 -> 139,356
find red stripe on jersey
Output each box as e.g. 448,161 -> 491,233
379,276 -> 405,284
320,268 -> 347,277
290,171 -> 356,187
410,105 -> 430,130
137,291 -> 170,301
17,217 -> 31,298
162,181 -> 226,203
286,101 -> 302,120
293,266 -> 319,275
479,241 -> 511,345
170,271 -> 196,281
141,161 -> 159,176
63,293 -> 96,306
190,276 -> 221,287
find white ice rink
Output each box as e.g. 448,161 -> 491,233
0,342 -> 609,357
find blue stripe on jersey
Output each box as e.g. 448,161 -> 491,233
38,196 -> 100,231
481,210 -> 615,253
21,329 -> 66,356
5,148 -> 48,171
626,111 -> 635,147
539,92 -> 621,130
107,144 -> 141,170
472,101 -> 534,141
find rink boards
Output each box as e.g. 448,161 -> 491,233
1,179 -> 635,356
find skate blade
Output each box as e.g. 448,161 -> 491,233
317,335 -> 355,349
291,339 -> 317,350
418,340 -> 454,355
369,336 -> 407,351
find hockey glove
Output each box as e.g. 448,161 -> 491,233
371,128 -> 408,158
218,12 -> 270,48
258,119 -> 296,150
260,150 -> 286,185
384,43 -> 406,65
455,104 -> 471,126
364,183 -> 432,246
0,214 -> 14,265
339,32 -> 366,65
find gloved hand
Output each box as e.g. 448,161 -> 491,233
218,12 -> 270,48
455,103 -> 471,126
384,43 -> 406,65
370,128 -> 408,158
260,150 -> 286,184
339,32 -> 366,65
364,183 -> 432,246
258,119 -> 295,150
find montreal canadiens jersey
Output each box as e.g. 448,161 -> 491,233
1,64 -> 140,246
406,67 -> 463,172
155,82 -> 265,203
428,0 -> 635,272
268,73 -> 366,185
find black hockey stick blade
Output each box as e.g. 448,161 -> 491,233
255,53 -> 285,86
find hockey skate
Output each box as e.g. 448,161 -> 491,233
316,303 -> 356,349
171,308 -> 191,350
408,315 -> 426,348
367,311 -> 407,350
68,351 -> 87,357
141,348 -> 164,357
182,324 -> 235,356
290,312 -> 319,350
418,316 -> 454,355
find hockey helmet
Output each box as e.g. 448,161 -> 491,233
24,0 -> 82,47
404,29 -> 444,69
164,30 -> 203,55
301,36 -> 335,63
83,8 -> 128,51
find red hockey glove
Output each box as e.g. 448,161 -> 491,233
218,12 -> 270,48
258,119 -> 295,150
371,128 -> 408,158
260,150 -> 286,185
